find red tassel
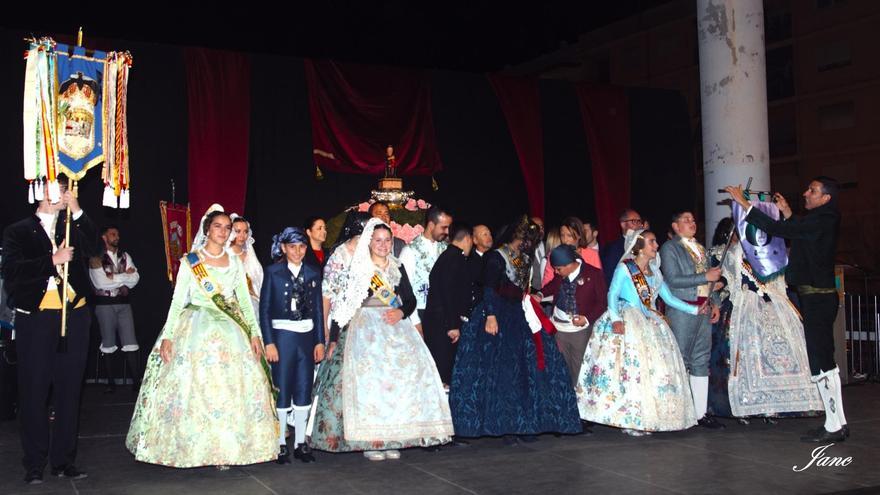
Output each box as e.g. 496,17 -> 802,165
530,297 -> 557,335
532,332 -> 545,371
527,297 -> 556,371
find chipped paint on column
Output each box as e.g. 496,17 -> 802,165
697,0 -> 771,244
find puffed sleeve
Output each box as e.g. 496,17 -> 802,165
158,258 -> 193,344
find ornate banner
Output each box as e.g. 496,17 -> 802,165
160,202 -> 192,285
22,37 -> 132,208
55,43 -> 105,178
733,201 -> 788,281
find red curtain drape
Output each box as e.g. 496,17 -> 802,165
577,85 -> 631,247
185,48 -> 252,219
488,74 -> 544,219
304,59 -> 442,175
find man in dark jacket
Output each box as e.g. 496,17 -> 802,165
261,227 -> 324,464
423,224 -> 474,387
600,208 -> 643,286
541,245 -> 607,387
2,178 -> 96,484
726,176 -> 847,443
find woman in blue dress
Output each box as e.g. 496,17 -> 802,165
450,217 -> 581,441
576,229 -> 704,435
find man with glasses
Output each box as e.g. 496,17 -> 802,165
660,211 -> 724,429
600,209 -> 644,286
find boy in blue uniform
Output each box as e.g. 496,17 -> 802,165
260,227 -> 325,464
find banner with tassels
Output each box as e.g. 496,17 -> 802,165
23,38 -> 61,204
160,201 -> 192,285
22,36 -> 132,208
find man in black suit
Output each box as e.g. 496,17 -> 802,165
468,224 -> 493,310
726,177 -> 847,443
599,208 -> 643,286
424,224 -> 474,387
2,177 -> 97,484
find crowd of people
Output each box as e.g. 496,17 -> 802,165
1,175 -> 849,482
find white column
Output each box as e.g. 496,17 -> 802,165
697,0 -> 771,244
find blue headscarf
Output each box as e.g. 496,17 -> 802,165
271,227 -> 308,261
549,244 -> 579,267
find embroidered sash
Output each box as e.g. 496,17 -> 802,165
624,260 -> 667,322
185,253 -> 278,403
369,270 -> 402,308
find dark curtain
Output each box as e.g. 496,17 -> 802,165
627,87 -> 697,240
185,48 -> 252,218
429,70 -> 529,230
540,80 -> 596,229
304,59 -> 442,176
488,74 -> 545,219
577,85 -> 632,247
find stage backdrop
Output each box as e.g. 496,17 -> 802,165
0,27 -> 695,365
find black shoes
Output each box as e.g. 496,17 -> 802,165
697,416 -> 726,429
24,469 -> 43,485
293,444 -> 315,463
276,445 -> 291,464
51,465 -> 88,480
801,426 -> 849,443
450,438 -> 471,447
581,420 -> 595,435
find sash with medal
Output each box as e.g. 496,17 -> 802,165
185,253 -> 278,403
624,259 -> 667,323
369,271 -> 402,308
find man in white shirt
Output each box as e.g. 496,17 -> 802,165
399,206 -> 452,335
89,226 -> 140,393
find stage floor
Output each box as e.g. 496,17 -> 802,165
1,384 -> 879,495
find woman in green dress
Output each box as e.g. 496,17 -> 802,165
126,205 -> 277,468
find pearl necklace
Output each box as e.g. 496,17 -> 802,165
200,247 -> 226,259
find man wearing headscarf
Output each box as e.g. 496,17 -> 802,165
540,245 -> 607,387
260,227 -> 325,464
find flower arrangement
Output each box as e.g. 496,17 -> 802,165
325,198 -> 433,246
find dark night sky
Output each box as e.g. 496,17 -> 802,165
3,1 -> 672,71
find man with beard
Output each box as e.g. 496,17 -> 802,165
726,177 -> 848,443
89,226 -> 141,394
399,205 -> 452,335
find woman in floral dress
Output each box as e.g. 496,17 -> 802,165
309,218 -> 453,461
577,229 -> 704,435
126,205 -> 277,468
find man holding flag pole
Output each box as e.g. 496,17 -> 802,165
2,177 -> 96,484
725,177 -> 848,443
3,30 -> 132,485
